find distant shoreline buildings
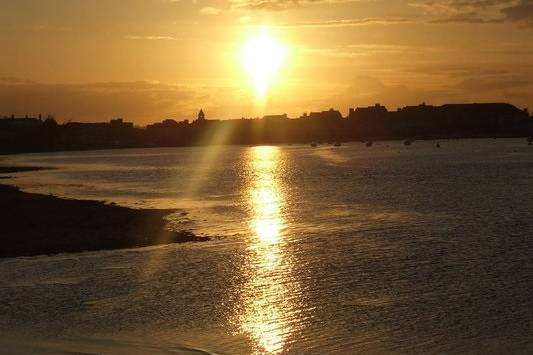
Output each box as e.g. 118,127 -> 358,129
1,102 -> 531,154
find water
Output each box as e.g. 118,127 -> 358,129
1,139 -> 533,354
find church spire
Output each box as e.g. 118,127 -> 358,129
197,109 -> 205,122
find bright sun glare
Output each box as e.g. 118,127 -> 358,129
241,30 -> 286,101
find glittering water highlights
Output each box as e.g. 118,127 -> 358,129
235,146 -> 298,354
1,139 -> 533,354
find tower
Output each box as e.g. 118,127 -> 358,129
197,109 -> 205,122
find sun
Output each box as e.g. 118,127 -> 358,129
241,30 -> 286,101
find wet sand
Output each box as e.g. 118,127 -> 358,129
0,166 -> 208,259
0,166 -> 50,174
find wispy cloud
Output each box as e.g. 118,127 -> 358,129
299,47 -> 367,58
0,79 -> 260,123
0,79 -> 198,123
300,44 -> 412,57
348,44 -> 412,53
200,6 -> 223,15
300,43 -> 451,59
271,1 -> 533,28
408,0 -> 533,26
123,35 -> 177,41
502,0 -> 533,27
0,77 -> 35,85
231,0 -> 369,11
273,17 -> 414,28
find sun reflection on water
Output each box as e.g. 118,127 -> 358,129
236,146 -> 296,354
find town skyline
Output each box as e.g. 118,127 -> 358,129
2,101 -> 530,154
3,100 -> 532,126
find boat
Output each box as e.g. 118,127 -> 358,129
334,142 -> 341,147
310,142 -> 317,147
366,141 -> 373,147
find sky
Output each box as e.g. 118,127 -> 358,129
0,0 -> 532,124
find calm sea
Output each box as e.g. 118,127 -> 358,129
1,139 -> 533,354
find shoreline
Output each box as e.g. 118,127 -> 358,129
1,136 -> 531,156
0,166 -> 51,174
0,166 -> 209,259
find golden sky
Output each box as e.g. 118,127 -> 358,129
1,0 -> 532,124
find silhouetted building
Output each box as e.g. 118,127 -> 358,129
263,114 -> 288,120
0,103 -> 531,154
197,109 -> 206,122
308,109 -> 342,120
0,115 -> 41,128
110,118 -> 134,129
349,104 -> 388,120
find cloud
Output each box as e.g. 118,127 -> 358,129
123,35 -> 177,40
450,75 -> 533,109
299,44 -> 412,58
409,0 -> 515,14
299,47 -> 367,58
200,6 -> 223,15
1,74 -> 530,124
429,12 -> 504,23
348,44 -> 412,53
340,73 -> 532,112
0,79 -> 267,123
0,80 -> 201,124
0,77 -> 35,85
453,77 -> 531,91
238,0 -> 532,27
341,75 -> 456,109
231,0 -> 368,11
502,0 -> 533,26
274,17 -> 414,28
409,0 -> 533,25
15,25 -> 72,32
231,0 -> 299,11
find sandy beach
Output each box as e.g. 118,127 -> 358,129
0,166 -> 208,259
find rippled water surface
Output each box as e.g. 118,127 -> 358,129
1,139 -> 533,354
